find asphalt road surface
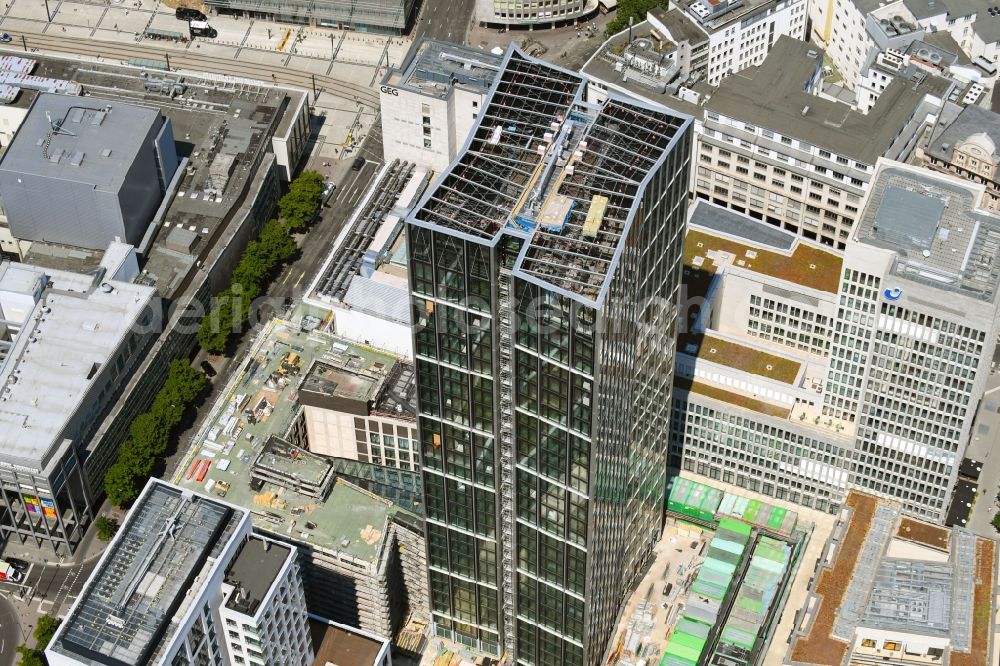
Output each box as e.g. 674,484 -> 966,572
413,0 -> 476,43
169,139 -> 383,479
0,596 -> 21,666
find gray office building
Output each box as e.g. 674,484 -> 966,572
406,46 -> 691,666
205,0 -> 415,34
0,94 -> 176,251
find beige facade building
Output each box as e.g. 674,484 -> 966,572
921,104 -> 1000,211
695,37 -> 949,250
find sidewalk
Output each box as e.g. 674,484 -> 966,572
0,0 -> 411,70
466,11 -> 615,69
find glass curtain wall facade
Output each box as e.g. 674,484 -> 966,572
406,46 -> 692,666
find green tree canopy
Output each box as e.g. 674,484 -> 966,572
278,170 -> 324,232
16,645 -> 44,666
33,615 -> 60,650
606,0 -> 668,35
95,515 -> 120,542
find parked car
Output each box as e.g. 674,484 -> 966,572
4,558 -> 29,572
0,33 -> 12,43
175,7 -> 206,20
200,360 -> 217,378
189,20 -> 217,38
0,562 -> 23,583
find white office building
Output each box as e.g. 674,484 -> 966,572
379,39 -> 501,173
0,245 -> 155,553
45,479 -> 313,666
826,160 -> 1000,521
672,200 -> 853,514
652,0 -> 807,85
675,160 -> 1000,523
818,0 -> 1000,90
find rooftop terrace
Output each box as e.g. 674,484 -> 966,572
674,377 -> 792,418
685,201 -> 843,300
411,46 -> 691,303
789,492 -> 878,665
679,334 -> 802,384
51,482 -> 241,666
173,318 -> 415,558
788,491 -> 993,666
856,163 -> 1000,302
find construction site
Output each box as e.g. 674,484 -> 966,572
172,315 -> 428,655
607,477 -> 808,666
410,47 -> 690,305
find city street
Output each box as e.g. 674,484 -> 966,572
0,595 -> 23,666
413,0 -> 476,42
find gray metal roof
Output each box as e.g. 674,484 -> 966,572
862,559 -> 953,633
687,200 -> 796,251
833,503 -> 899,640
856,165 -> 1000,301
51,482 -> 243,666
926,104 -> 1000,164
388,38 -> 502,100
343,276 -> 410,325
0,93 -> 160,192
706,37 -> 951,163
872,186 -> 946,250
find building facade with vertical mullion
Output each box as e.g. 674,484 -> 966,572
405,45 -> 692,666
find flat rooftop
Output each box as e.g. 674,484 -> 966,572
674,377 -> 793,418
411,45 -> 690,304
679,334 -> 802,384
0,261 -> 155,468
0,93 -> 160,192
855,164 -> 1000,301
310,618 -> 387,666
223,536 -> 292,616
580,19 -> 709,116
302,360 -> 386,403
51,482 -> 241,666
385,38 -> 502,99
254,435 -> 334,489
682,0 -> 784,32
685,200 -> 843,298
173,319 -> 416,558
788,491 -> 993,666
7,53 -> 306,301
650,7 -> 709,45
707,37 -> 951,164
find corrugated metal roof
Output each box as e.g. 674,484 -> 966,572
342,276 -> 409,325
